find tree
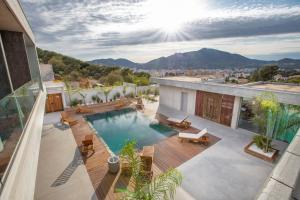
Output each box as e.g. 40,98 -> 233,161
250,65 -> 279,82
62,76 -> 73,106
119,141 -> 182,200
37,48 -> 151,86
103,87 -> 112,102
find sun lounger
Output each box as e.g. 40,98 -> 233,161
61,112 -> 78,126
114,100 -> 126,109
136,98 -> 144,110
178,128 -> 209,145
167,116 -> 191,129
76,106 -> 93,114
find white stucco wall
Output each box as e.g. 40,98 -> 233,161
231,96 -> 241,129
159,85 -> 196,115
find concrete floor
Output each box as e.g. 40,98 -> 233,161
158,105 -> 288,200
35,122 -> 97,200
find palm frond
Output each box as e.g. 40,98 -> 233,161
146,169 -> 182,200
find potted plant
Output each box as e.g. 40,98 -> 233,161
107,156 -> 120,174
245,92 -> 300,161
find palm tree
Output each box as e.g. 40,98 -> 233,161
78,91 -> 87,105
62,76 -> 73,106
103,87 -> 112,103
119,141 -> 182,200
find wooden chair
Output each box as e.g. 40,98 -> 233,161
136,98 -> 144,110
81,134 -> 94,153
76,106 -> 93,114
61,112 -> 78,126
140,146 -> 154,181
120,158 -> 131,176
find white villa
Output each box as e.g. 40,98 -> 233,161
0,1 -> 299,200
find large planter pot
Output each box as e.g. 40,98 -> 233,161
108,156 -> 120,174
244,141 -> 279,162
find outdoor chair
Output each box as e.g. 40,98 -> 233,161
61,111 -> 78,126
167,116 -> 191,129
114,100 -> 126,109
140,145 -> 154,181
178,128 -> 209,145
136,98 -> 144,110
81,134 -> 94,153
75,105 -> 93,114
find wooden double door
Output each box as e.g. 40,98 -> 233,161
46,93 -> 63,113
195,90 -> 235,126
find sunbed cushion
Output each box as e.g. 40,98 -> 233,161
167,117 -> 184,123
178,128 -> 207,139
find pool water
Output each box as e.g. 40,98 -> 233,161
86,108 -> 177,154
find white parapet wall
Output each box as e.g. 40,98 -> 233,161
0,91 -> 46,200
256,128 -> 300,200
159,85 -> 196,115
63,85 -> 158,107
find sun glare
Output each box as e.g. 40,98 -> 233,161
145,0 -> 207,34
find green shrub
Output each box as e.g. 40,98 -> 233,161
92,95 -> 101,103
154,88 -> 159,96
70,98 -> 79,107
253,135 -> 273,151
126,92 -> 135,98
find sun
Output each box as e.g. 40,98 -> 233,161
144,0 -> 207,34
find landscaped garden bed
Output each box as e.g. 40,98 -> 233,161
244,141 -> 278,162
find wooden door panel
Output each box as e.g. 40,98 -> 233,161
202,92 -> 222,122
220,95 -> 235,126
195,91 -> 204,117
53,94 -> 63,112
45,93 -> 63,113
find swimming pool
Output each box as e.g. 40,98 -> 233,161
86,108 -> 177,154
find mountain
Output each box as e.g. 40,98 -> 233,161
89,58 -> 140,68
142,48 -> 268,69
88,48 -> 300,69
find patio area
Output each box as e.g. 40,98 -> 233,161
158,105 -> 288,200
36,99 -> 288,200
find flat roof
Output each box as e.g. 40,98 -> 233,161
247,83 -> 300,93
151,77 -> 300,105
161,76 -> 203,83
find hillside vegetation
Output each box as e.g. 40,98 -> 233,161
37,48 -> 150,86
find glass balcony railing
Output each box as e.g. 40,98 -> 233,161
0,80 -> 41,183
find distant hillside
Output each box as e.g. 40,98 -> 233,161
89,48 -> 300,69
89,58 -> 140,68
37,48 -> 150,86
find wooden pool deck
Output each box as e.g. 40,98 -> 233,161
66,101 -> 220,200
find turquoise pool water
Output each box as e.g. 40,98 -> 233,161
86,108 -> 177,154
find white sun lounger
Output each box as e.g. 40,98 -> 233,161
167,116 -> 189,123
178,128 -> 207,139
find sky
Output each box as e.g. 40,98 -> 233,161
21,0 -> 300,63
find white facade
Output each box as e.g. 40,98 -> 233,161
159,85 -> 196,115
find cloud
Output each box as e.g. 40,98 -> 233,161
20,0 -> 300,61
